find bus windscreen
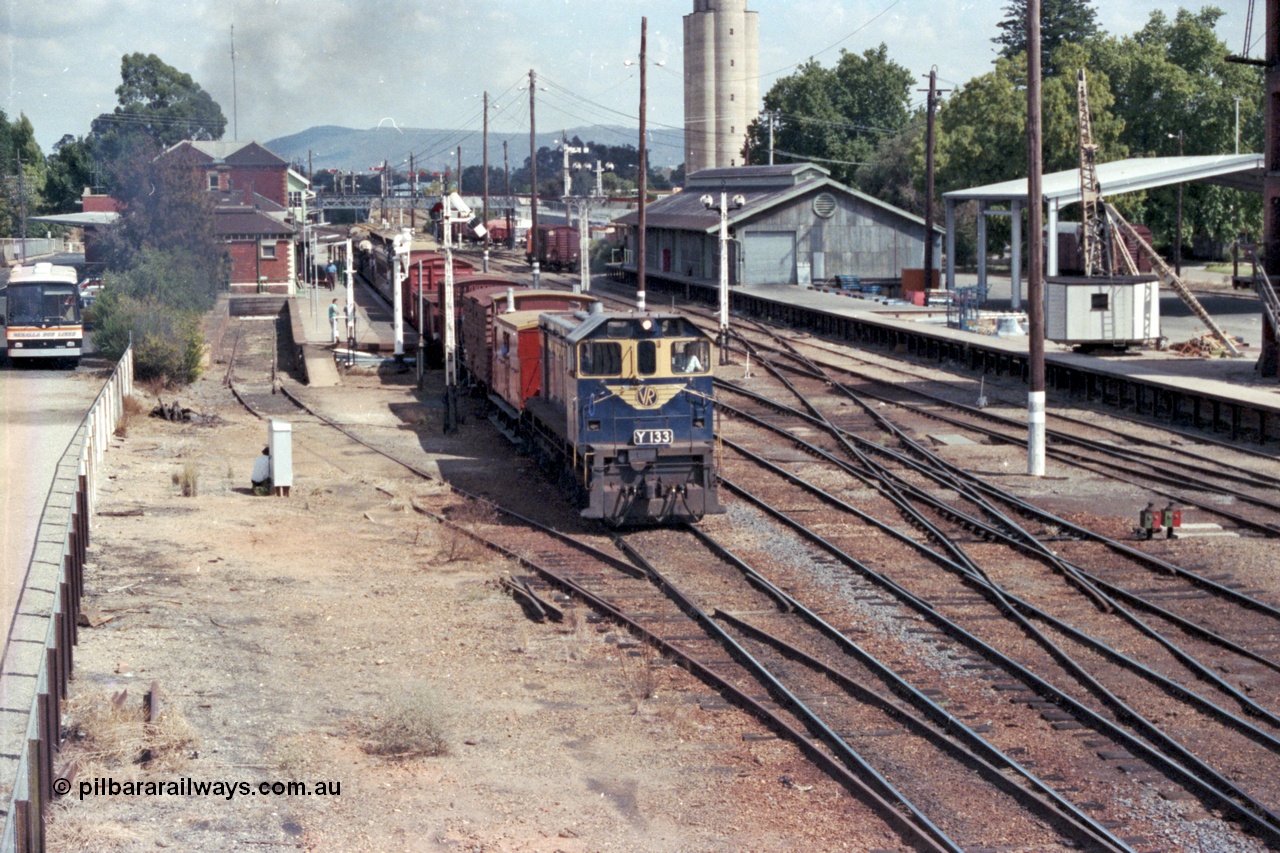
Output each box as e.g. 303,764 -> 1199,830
7,284 -> 80,326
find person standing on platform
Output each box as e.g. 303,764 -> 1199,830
328,299 -> 340,344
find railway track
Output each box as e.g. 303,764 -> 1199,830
723,324 -> 1280,539
709,331 -> 1280,846
254,260 -> 1279,848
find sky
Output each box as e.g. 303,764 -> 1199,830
0,0 -> 1255,167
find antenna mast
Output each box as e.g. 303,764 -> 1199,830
230,25 -> 239,139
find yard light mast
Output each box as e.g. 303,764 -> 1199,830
703,188 -> 743,364
391,228 -> 412,366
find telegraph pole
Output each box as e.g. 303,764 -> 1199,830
1027,0 -> 1046,476
637,16 -> 648,312
16,155 -> 26,263
1262,0 -> 1279,376
504,140 -> 513,249
921,68 -> 941,291
409,153 -> 416,233
483,91 -> 490,271
529,68 -> 540,287
230,25 -> 238,140
926,67 -> 936,292
768,111 -> 775,165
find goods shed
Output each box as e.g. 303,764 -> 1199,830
941,154 -> 1264,306
612,163 -> 942,288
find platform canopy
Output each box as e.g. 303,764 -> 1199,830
940,154 -> 1264,304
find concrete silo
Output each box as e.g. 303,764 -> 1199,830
683,0 -> 759,176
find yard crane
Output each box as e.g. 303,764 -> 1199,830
1075,70 -> 1243,356
1076,70 -> 1108,277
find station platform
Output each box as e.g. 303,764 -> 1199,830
631,264 -> 1280,444
289,264 -> 421,386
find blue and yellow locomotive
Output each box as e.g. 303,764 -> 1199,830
514,307 -> 722,525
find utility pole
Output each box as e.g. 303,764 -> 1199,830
1236,96 -> 1243,154
16,155 -> 26,263
529,68 -> 540,287
410,153 -> 416,233
1173,129 -> 1184,276
637,16 -> 648,312
483,91 -> 490,271
504,140 -> 513,249
1027,0 -> 1046,476
1261,0 -> 1279,377
920,68 -> 944,292
768,111 -> 775,165
230,25 -> 238,139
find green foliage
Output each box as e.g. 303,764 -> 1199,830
746,45 -> 914,187
1091,7 -> 1262,253
92,287 -> 204,386
42,135 -> 97,213
0,111 -> 48,238
856,115 -> 925,217
91,53 -> 225,160
994,0 -> 1102,75
97,150 -> 223,277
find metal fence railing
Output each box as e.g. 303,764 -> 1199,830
0,240 -> 68,265
0,344 -> 133,853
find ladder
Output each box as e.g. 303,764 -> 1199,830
1077,70 -> 1108,276
1104,202 -> 1243,356
1242,246 -> 1280,347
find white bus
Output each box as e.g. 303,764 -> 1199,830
0,262 -> 83,367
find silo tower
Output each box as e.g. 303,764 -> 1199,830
683,0 -> 759,176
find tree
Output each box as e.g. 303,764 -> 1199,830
1091,7 -> 1263,252
932,44 -> 1125,265
91,53 -> 226,180
856,114 -> 926,217
994,0 -> 1101,75
0,112 -> 47,238
96,139 -> 221,272
745,45 -> 914,187
43,135 -> 97,213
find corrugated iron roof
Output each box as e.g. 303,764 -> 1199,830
612,175 -> 942,234
942,154 -> 1263,204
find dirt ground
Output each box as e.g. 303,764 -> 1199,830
45,362 -> 894,852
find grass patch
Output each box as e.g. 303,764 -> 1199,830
355,683 -> 449,759
432,498 -> 498,564
115,395 -> 147,438
172,461 -> 199,497
60,688 -> 199,775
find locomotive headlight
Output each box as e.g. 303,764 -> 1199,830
693,417 -> 705,429
11,342 -> 22,349
640,318 -> 653,331
617,450 -> 628,465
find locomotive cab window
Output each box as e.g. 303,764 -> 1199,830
637,340 -> 657,376
579,341 -> 622,376
672,340 -> 709,374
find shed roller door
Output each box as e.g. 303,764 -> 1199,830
743,231 -> 797,285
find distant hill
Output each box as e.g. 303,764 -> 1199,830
264,125 -> 683,174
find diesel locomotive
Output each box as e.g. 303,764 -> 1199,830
482,304 -> 722,525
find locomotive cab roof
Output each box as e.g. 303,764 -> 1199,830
541,311 -> 709,345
